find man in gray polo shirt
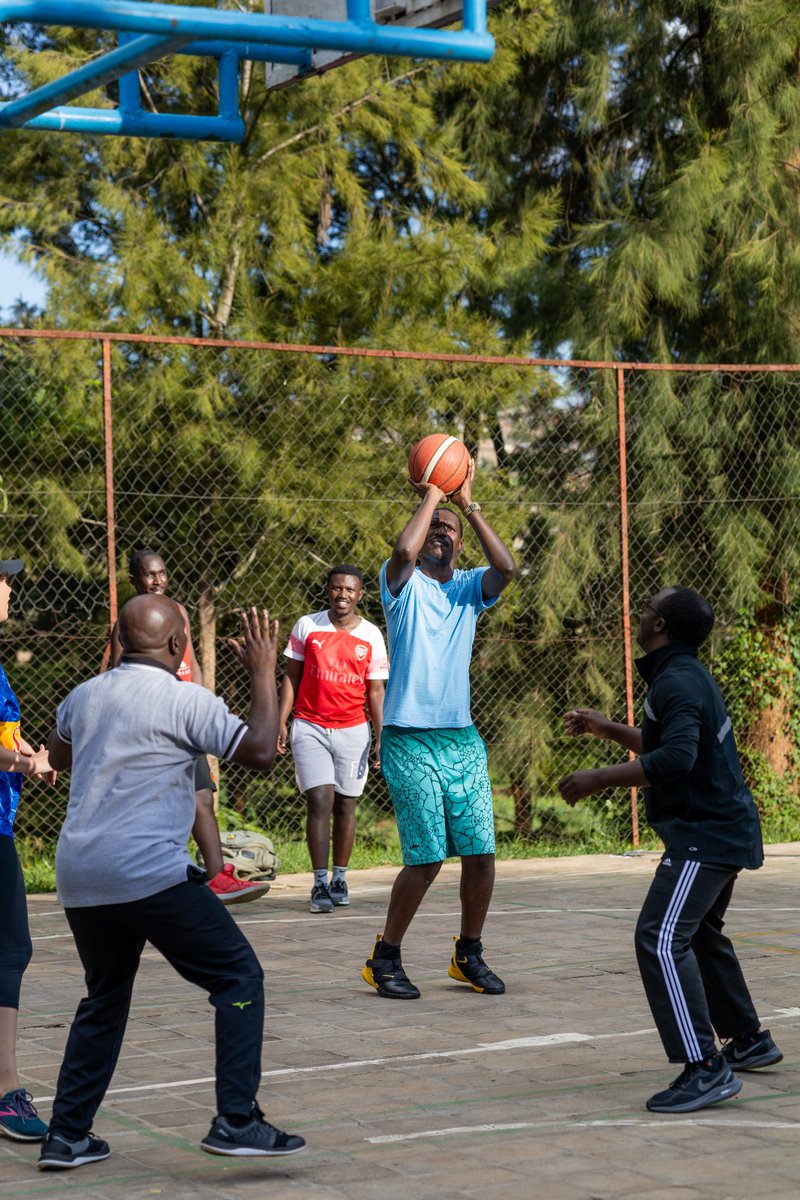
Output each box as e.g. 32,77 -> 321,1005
38,595 -> 306,1170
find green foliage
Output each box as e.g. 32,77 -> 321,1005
713,609 -> 800,839
4,1 -> 800,851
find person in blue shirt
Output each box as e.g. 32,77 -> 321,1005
0,558 -> 54,1144
362,458 -> 516,1000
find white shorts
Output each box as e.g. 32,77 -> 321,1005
290,718 -> 371,797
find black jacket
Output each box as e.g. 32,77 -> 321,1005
637,643 -> 763,870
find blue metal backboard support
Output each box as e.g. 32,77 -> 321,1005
0,0 -> 493,141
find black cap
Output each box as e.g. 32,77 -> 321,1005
0,560 -> 24,576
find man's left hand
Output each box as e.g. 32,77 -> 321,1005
451,457 -> 475,510
558,769 -> 604,806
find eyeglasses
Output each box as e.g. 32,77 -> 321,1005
643,600 -> 668,629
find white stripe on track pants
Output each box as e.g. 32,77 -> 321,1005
634,857 -> 760,1063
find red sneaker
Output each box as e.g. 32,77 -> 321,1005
208,864 -> 270,906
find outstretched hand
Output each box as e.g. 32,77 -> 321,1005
563,708 -> 612,739
227,608 -> 279,676
558,768 -> 604,806
25,744 -> 57,786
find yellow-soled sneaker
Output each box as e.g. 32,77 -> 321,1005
448,936 -> 505,994
362,934 -> 420,999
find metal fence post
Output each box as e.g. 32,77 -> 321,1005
102,338 -> 118,637
616,365 -> 639,847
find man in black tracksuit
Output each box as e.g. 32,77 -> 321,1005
559,585 -> 782,1114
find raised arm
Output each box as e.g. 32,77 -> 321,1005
227,608 -> 280,772
452,460 -> 516,598
385,480 -> 447,595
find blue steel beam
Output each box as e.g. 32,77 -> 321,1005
0,32 -> 190,128
176,42 -> 312,67
0,0 -> 495,60
0,104 -> 245,139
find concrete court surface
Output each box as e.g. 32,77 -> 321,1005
3,847 -> 800,1200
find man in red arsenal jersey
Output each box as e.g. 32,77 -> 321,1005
110,550 -> 267,906
278,566 -> 388,913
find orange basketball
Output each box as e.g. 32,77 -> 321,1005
408,434 -> 470,496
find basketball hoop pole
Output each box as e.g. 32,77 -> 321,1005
0,0 -> 494,141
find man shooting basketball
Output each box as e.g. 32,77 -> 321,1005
362,457 -> 516,999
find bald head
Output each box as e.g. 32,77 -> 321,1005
118,594 -> 187,667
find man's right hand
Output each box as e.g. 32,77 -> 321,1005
564,708 -> 612,740
227,608 -> 279,676
408,477 -> 447,503
277,722 -> 289,755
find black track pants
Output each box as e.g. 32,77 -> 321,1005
635,858 -> 760,1063
50,871 -> 265,1139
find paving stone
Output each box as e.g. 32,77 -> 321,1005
14,848 -> 800,1199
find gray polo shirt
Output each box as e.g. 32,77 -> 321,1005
55,658 -> 247,907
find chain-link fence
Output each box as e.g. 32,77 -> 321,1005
3,329 -> 800,850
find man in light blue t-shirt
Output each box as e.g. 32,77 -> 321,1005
362,457 -> 516,1000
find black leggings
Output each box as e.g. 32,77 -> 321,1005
0,833 -> 32,1008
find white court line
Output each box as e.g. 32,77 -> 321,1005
31,905 -> 800,938
367,1117 -> 800,1143
34,1030 -> 649,1103
30,908 -> 570,938
33,903 -> 800,938
235,908 -> 570,927
33,1008 -> 800,1105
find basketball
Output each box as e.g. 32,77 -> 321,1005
408,434 -> 470,496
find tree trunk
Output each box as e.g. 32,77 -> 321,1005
749,575 -> 794,782
511,776 -> 533,839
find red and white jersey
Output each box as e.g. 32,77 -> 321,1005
177,619 -> 192,682
284,611 -> 389,730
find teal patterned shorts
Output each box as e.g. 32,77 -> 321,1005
380,725 -> 495,865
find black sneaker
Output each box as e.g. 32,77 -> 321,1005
362,934 -> 420,999
722,1028 -> 783,1071
329,878 -> 349,907
201,1111 -> 306,1157
37,1131 -> 111,1170
310,881 -> 333,913
448,936 -> 506,994
646,1053 -> 743,1113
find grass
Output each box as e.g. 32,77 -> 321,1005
16,824 -> 656,894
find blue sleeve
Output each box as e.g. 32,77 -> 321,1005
471,567 -> 499,613
55,692 -> 73,743
182,687 -> 247,760
380,559 -> 414,610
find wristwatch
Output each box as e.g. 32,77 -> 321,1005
462,501 -> 482,516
